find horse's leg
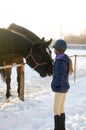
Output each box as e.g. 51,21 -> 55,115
5,68 -> 12,98
17,66 -> 21,97
17,65 -> 24,101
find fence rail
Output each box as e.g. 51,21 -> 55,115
0,55 -> 86,82
0,63 -> 25,69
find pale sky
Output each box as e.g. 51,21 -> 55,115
0,0 -> 86,39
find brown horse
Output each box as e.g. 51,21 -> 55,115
0,26 -> 53,100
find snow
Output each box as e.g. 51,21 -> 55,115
0,49 -> 86,130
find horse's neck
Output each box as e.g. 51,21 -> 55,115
0,29 -> 32,58
8,23 -> 40,41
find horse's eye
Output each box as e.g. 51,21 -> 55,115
46,48 -> 51,56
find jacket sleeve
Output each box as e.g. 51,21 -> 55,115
51,60 -> 65,88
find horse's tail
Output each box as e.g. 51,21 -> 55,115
0,69 -> 6,82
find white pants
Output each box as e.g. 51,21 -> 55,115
53,92 -> 67,115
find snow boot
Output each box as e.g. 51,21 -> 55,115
54,115 -> 61,130
61,113 -> 66,130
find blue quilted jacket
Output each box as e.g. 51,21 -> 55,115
51,54 -> 70,93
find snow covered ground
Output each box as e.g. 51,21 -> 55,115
0,48 -> 86,130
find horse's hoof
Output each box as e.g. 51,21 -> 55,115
20,97 -> 24,101
6,98 -> 10,103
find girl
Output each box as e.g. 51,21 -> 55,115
51,39 -> 73,130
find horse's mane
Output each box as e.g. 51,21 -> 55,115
8,23 -> 40,42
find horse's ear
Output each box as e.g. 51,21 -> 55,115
47,38 -> 52,46
41,37 -> 52,46
41,37 -> 45,41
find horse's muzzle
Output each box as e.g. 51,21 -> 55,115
40,73 -> 47,77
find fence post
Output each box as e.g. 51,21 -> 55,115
74,55 -> 77,82
19,64 -> 24,101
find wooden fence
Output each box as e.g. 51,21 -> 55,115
0,55 -> 85,100
70,55 -> 86,82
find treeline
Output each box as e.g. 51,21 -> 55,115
64,34 -> 86,44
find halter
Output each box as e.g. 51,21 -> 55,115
25,46 -> 47,69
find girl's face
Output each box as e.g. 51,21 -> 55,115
54,48 -> 58,55
54,48 -> 64,55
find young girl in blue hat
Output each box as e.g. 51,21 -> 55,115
51,39 -> 73,130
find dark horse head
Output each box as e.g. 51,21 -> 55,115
25,40 -> 53,77
7,23 -> 53,77
0,28 -> 53,77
